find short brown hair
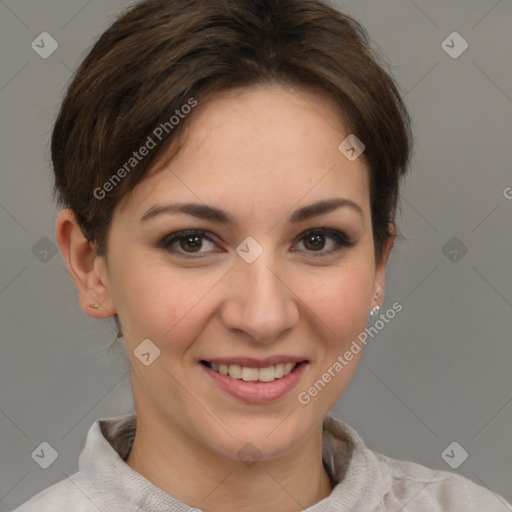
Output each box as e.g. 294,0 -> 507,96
52,0 -> 413,336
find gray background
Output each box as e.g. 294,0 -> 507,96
1,0 -> 511,510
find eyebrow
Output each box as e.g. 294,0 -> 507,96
140,197 -> 363,225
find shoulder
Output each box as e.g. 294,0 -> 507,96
13,414 -> 140,512
376,452 -> 511,511
321,414 -> 510,511
10,472 -> 136,512
12,473 -> 94,512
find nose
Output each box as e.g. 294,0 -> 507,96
220,252 -> 300,344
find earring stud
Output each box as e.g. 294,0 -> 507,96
370,306 -> 380,317
89,303 -> 99,309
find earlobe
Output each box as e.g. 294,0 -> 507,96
55,209 -> 116,319
372,224 -> 396,310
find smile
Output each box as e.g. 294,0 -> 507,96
199,359 -> 309,403
201,360 -> 298,382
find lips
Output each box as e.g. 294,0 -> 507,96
201,360 -> 299,382
201,355 -> 307,368
200,358 -> 308,403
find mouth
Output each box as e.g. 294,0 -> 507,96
199,358 -> 309,403
200,360 -> 307,383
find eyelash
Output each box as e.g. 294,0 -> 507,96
158,228 -> 354,260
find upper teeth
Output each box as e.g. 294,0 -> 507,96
210,362 -> 297,382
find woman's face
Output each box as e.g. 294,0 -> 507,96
99,84 -> 391,460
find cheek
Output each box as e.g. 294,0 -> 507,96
293,260 -> 374,337
110,260 -> 219,348
109,242 -> 374,352
293,262 -> 373,410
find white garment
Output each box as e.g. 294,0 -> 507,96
12,412 -> 511,511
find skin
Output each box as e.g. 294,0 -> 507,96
56,83 -> 394,512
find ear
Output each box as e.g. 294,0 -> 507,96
55,208 -> 116,318
371,223 -> 396,310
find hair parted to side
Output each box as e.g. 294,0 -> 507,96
51,0 -> 413,341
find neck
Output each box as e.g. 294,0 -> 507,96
125,414 -> 334,512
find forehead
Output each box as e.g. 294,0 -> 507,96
116,84 -> 371,222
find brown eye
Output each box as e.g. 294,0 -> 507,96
294,228 -> 353,257
160,230 -> 218,258
303,233 -> 327,251
179,234 -> 203,252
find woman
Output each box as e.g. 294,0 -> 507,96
14,0 -> 510,510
